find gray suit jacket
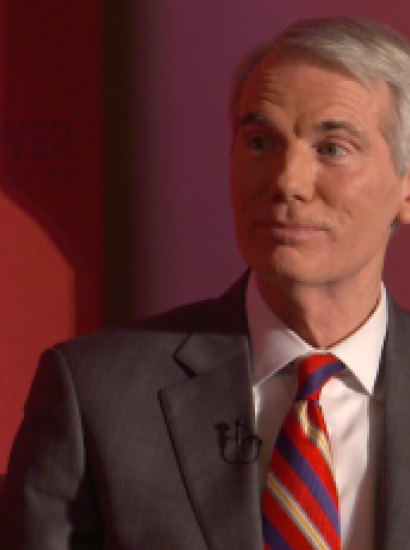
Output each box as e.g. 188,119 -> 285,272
0,274 -> 410,549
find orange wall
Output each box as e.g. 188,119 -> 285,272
0,2 -> 102,471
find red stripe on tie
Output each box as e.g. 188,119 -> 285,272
270,451 -> 340,548
262,489 -> 313,549
283,406 -> 338,506
298,353 -> 337,386
282,406 -> 338,506
305,402 -> 339,508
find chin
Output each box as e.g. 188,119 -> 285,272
254,254 -> 324,288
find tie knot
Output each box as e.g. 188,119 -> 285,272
295,353 -> 343,402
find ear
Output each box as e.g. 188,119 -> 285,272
397,166 -> 410,224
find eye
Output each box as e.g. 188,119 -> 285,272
246,135 -> 272,153
317,142 -> 347,157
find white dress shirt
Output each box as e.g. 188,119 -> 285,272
246,272 -> 386,550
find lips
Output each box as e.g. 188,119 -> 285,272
252,219 -> 324,241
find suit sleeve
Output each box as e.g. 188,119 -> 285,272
0,347 -> 103,549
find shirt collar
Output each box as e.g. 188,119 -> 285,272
246,271 -> 387,395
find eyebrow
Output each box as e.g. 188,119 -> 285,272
235,113 -> 369,145
233,112 -> 281,141
235,112 -> 272,131
313,120 -> 367,143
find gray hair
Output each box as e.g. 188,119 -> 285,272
229,17 -> 410,176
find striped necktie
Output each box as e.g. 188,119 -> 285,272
262,353 -> 343,549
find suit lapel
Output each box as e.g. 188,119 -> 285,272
382,298 -> 410,549
158,273 -> 262,550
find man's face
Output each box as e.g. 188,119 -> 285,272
229,53 -> 410,295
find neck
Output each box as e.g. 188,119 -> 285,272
256,274 -> 382,349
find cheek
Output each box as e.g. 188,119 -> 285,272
352,169 -> 403,224
229,166 -> 252,212
230,159 -> 269,210
326,169 -> 402,242
229,189 -> 248,225
319,164 -> 376,211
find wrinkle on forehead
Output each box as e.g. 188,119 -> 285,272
237,53 -> 392,142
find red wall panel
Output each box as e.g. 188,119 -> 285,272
0,1 -> 102,471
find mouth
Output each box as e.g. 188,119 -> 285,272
252,219 -> 324,242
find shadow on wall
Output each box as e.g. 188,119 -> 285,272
3,1 -> 103,334
103,1 -> 140,324
1,121 -> 102,335
0,1 -> 103,472
103,3 -> 249,324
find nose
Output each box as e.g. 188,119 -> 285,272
268,141 -> 315,202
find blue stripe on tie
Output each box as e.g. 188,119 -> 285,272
276,429 -> 340,534
296,360 -> 343,401
262,513 -> 293,549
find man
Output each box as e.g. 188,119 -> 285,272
1,16 -> 410,549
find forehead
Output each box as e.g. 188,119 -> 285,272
237,51 -> 391,129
